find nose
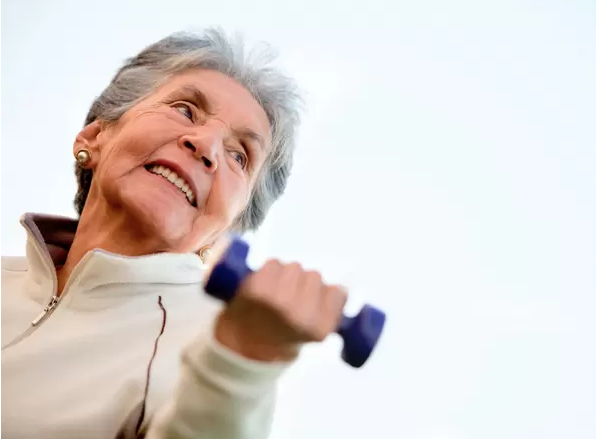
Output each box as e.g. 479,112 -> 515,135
179,129 -> 220,173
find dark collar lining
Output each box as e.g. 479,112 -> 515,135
22,213 -> 79,268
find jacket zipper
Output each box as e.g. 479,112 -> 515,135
1,295 -> 62,350
1,222 -> 63,351
2,233 -> 94,351
31,296 -> 60,326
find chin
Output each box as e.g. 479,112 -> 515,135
118,191 -> 196,250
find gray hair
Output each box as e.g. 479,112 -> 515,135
75,28 -> 302,232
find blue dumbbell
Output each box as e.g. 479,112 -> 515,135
203,237 -> 386,368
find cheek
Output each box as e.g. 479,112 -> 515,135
98,122 -> 169,176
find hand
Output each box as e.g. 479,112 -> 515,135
214,260 -> 348,362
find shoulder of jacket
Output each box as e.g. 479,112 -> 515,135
1,256 -> 29,273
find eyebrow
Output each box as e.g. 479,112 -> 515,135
165,85 -> 214,115
166,84 -> 268,151
233,127 -> 267,152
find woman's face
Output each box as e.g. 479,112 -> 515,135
76,69 -> 271,253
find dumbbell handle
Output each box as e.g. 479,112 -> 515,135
203,238 -> 386,368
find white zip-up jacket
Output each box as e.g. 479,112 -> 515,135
2,213 -> 291,439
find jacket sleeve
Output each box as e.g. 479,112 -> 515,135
143,326 -> 291,439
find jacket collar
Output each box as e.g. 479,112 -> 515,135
21,213 -> 205,306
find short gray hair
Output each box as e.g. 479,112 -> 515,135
75,28 -> 302,232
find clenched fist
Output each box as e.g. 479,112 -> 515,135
214,259 -> 348,362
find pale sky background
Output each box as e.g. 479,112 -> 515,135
2,0 -> 596,438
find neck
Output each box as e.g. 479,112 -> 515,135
56,201 -> 166,295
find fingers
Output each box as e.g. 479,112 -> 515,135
241,259 -> 282,303
219,258 -> 350,362
317,284 -> 348,340
242,260 -> 348,343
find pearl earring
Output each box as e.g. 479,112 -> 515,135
76,149 -> 91,167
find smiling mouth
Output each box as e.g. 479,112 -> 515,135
145,164 -> 197,207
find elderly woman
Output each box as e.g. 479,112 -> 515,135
1,29 -> 347,439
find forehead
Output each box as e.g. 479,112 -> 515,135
155,69 -> 272,145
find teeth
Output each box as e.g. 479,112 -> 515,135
147,165 -> 196,205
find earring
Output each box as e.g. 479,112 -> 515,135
198,247 -> 212,264
75,149 -> 91,167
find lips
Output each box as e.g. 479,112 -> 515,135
145,164 -> 196,206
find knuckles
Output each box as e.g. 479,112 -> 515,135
237,259 -> 345,342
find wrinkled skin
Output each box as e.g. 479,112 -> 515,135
68,69 -> 346,362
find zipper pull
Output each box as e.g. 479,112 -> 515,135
31,296 -> 59,326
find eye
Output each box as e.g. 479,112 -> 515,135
230,150 -> 248,169
173,103 -> 194,121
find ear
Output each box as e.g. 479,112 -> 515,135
73,120 -> 103,168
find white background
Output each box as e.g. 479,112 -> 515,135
2,1 -> 595,438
